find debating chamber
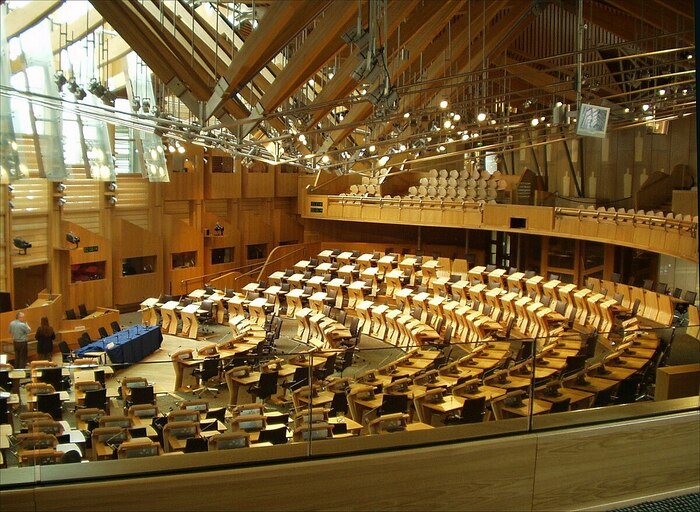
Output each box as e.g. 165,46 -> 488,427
0,1 -> 698,511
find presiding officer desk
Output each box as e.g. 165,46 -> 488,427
74,325 -> 163,366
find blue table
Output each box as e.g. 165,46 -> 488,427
75,325 -> 163,366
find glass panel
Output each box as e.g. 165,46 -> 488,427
122,256 -> 156,276
172,251 -> 197,269
71,261 -> 106,282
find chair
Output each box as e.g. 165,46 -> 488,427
98,327 -> 110,339
162,421 -> 200,453
65,309 -> 77,320
128,404 -> 159,427
36,392 -> 62,420
249,371 -> 279,402
126,385 -> 155,408
549,397 -> 571,413
38,367 -> 65,391
78,332 -> 92,349
0,396 -> 10,425
110,321 -> 122,333
78,304 -> 89,318
642,279 -> 654,290
655,282 -> 668,295
378,393 -> 409,416
58,341 -> 74,363
444,396 -> 487,425
83,388 -> 109,413
283,367 -> 309,393
196,300 -> 215,334
335,348 -> 355,375
192,356 -> 221,397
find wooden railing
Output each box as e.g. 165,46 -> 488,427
303,195 -> 698,263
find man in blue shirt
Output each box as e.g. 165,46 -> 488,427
9,312 -> 31,369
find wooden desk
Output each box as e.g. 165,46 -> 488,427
566,375 -> 619,394
160,301 -> 180,335
139,297 -> 160,327
421,395 -> 465,425
458,385 -> 507,401
327,416 -> 363,436
502,398 -> 552,418
180,303 -> 200,339
535,387 -> 595,410
226,371 -> 261,405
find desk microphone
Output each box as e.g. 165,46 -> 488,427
105,428 -> 126,452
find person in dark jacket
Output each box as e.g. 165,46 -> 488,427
35,316 -> 56,362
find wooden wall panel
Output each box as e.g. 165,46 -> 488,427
532,413 -> 700,511
242,162 -> 275,198
163,147 -> 204,201
61,221 -> 112,310
61,211 -> 101,234
163,201 -> 191,223
63,179 -> 100,212
204,153 -> 241,199
10,215 -> 49,267
275,164 -> 299,197
111,218 -> 163,307
4,411 -> 698,512
114,176 -> 150,210
162,216 -> 204,295
114,209 -> 150,230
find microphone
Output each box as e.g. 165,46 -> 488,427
105,428 -> 126,451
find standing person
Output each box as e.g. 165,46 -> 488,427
9,311 -> 31,369
35,316 -> 56,362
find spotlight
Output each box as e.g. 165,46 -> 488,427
67,77 -> 79,94
368,144 -> 376,153
74,86 -> 87,101
66,232 -> 80,248
13,237 -> 31,255
54,71 -> 67,92
55,183 -> 66,193
476,112 -> 487,122
439,99 -> 448,109
453,113 -> 461,122
88,78 -> 106,98
531,117 -> 539,126
107,182 -> 117,192
142,98 -> 151,113
321,155 -> 330,163
132,96 -> 141,111
56,197 -> 67,207
177,144 -> 186,154
108,196 -> 118,206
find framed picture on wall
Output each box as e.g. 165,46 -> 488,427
576,104 -> 610,138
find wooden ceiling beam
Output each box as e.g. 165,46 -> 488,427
4,0 -> 63,39
258,0 -> 359,115
50,12 -> 103,54
605,0 -> 693,43
302,0 -> 422,130
205,0 -> 330,120
324,1 -> 472,147
90,0 -> 207,115
651,0 -> 694,21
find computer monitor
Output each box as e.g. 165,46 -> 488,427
0,370 -> 11,391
